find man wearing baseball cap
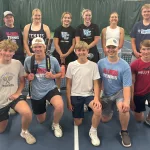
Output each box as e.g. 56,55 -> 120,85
24,37 -> 64,138
97,38 -> 132,147
0,11 -> 25,65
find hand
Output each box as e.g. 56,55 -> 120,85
45,71 -> 55,79
67,102 -> 74,111
130,100 -> 136,111
9,93 -> 20,101
93,99 -> 102,109
134,51 -> 141,59
122,101 -> 130,113
27,73 -> 35,81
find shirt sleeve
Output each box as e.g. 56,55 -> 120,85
75,25 -> 81,37
19,61 -> 26,77
130,22 -> 138,38
123,67 -> 132,87
65,63 -> 72,79
93,63 -> 100,80
53,57 -> 61,73
130,60 -> 138,74
94,24 -> 100,36
54,27 -> 60,38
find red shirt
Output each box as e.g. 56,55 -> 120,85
130,58 -> 150,96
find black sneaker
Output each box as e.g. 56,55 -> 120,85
120,131 -> 131,147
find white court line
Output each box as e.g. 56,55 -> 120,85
74,125 -> 79,150
124,40 -> 131,43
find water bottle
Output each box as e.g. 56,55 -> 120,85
61,63 -> 65,78
87,53 -> 94,60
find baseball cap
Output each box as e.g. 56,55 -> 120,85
4,11 -> 14,17
32,37 -> 45,45
106,38 -> 119,47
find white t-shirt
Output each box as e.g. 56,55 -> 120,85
66,60 -> 100,96
106,26 -> 121,53
0,59 -> 25,109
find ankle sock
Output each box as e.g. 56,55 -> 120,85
90,126 -> 97,132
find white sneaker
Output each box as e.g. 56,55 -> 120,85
9,108 -> 16,115
89,131 -> 100,146
84,104 -> 88,112
52,123 -> 63,138
20,130 -> 36,144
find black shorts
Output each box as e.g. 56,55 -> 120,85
71,96 -> 93,118
31,88 -> 61,115
0,95 -> 26,122
134,93 -> 150,113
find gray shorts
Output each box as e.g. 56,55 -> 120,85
101,90 -> 123,117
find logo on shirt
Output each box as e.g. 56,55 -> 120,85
138,66 -> 150,75
61,32 -> 69,40
83,29 -> 91,37
0,73 -> 14,87
29,34 -> 45,39
103,68 -> 118,81
140,29 -> 150,35
6,32 -> 19,43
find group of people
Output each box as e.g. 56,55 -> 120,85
0,3 -> 150,148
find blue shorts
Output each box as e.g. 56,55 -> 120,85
71,96 -> 94,118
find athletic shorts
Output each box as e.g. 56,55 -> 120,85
71,96 -> 94,118
134,93 -> 150,113
101,90 -> 123,117
31,88 -> 61,115
0,95 -> 26,122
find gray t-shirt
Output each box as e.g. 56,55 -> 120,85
0,59 -> 25,109
24,56 -> 60,100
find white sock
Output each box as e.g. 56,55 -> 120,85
58,88 -> 61,92
53,122 -> 59,127
21,129 -> 28,134
90,126 -> 97,132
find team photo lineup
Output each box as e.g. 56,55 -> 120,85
0,3 -> 150,148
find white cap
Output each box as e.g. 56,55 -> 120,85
4,11 -> 14,17
32,37 -> 45,45
106,38 -> 119,47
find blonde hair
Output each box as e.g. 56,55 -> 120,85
75,41 -> 89,50
61,12 -> 72,20
81,9 -> 92,17
32,8 -> 42,16
0,39 -> 18,51
140,40 -> 150,48
110,12 -> 119,17
141,4 -> 150,11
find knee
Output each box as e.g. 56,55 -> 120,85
37,118 -> 45,124
134,113 -> 144,122
93,108 -> 102,117
20,110 -> 32,119
74,119 -> 82,126
101,115 -> 112,123
55,103 -> 64,113
0,127 -> 6,133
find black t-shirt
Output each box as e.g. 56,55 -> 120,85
75,23 -> 100,45
54,25 -> 75,53
0,25 -> 24,56
28,23 -> 47,53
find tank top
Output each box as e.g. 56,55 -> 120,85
106,26 -> 121,53
28,23 -> 46,53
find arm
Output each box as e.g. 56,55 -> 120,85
101,28 -> 107,54
118,27 -> 124,49
23,24 -> 32,56
131,38 -> 141,58
93,79 -> 100,101
43,24 -> 51,42
66,77 -> 73,111
64,38 -> 76,57
88,36 -> 100,49
9,76 -> 25,100
45,71 -> 61,79
75,36 -> 80,43
54,38 -> 63,56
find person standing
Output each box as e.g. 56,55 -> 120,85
75,9 -> 100,63
0,11 -> 25,65
23,8 -> 50,56
130,4 -> 150,62
53,12 -> 76,92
